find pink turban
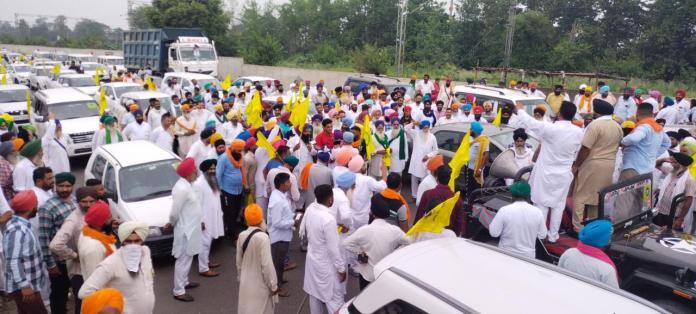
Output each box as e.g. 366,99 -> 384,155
335,147 -> 353,166
348,155 -> 364,173
649,90 -> 661,98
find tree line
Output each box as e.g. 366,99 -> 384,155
0,17 -> 122,50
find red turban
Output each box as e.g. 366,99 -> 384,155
85,201 -> 111,228
473,106 -> 484,114
245,137 -> 257,150
11,190 -> 37,213
676,89 -> 686,98
176,157 -> 196,177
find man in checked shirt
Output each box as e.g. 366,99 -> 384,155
4,190 -> 48,314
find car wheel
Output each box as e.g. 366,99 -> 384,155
651,299 -> 695,314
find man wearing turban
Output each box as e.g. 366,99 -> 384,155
559,220 -> 618,288
236,204 -> 279,314
216,139 -> 248,241
78,221 -> 155,313
405,119 -> 438,201
174,102 -> 198,157
77,201 -> 116,279
81,288 -> 123,314
193,159 -> 224,278
656,96 -> 679,125
186,126 -> 215,169
92,115 -> 126,151
653,151 -> 696,232
13,139 -> 43,191
122,109 -> 151,141
415,155 -> 443,207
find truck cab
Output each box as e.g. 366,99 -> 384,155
167,37 -> 218,76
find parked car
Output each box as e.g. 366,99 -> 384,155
453,84 -> 551,116
28,65 -> 54,90
340,238 -> 665,313
97,55 -> 125,76
57,74 -> 100,96
110,90 -> 177,123
160,72 -> 220,94
79,62 -> 106,78
233,76 -> 275,87
0,84 -> 31,125
10,63 -> 31,85
84,140 -> 180,256
32,88 -> 100,156
67,53 -> 97,64
94,82 -> 145,111
344,74 -> 415,98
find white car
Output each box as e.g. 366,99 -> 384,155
84,140 -> 180,256
57,74 -> 99,96
453,84 -> 551,117
340,238 -> 666,314
97,55 -> 125,76
10,63 -> 31,85
112,91 -> 177,123
160,72 -> 220,95
28,65 -> 55,90
233,76 -> 276,87
67,53 -> 97,64
94,82 -> 145,111
32,88 -> 100,156
0,84 -> 31,125
79,62 -> 106,77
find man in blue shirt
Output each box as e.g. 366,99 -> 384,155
267,172 -> 293,297
216,139 -> 245,242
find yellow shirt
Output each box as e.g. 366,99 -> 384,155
546,93 -> 565,115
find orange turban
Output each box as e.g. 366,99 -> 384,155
244,204 -> 263,226
426,155 -> 444,172
181,104 -> 191,111
81,288 -> 124,314
451,103 -> 460,110
11,190 -> 37,213
230,139 -> 245,151
335,147 -> 353,166
12,138 -> 24,152
128,104 -> 139,112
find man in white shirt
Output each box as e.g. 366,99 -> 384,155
416,74 -> 435,96
267,172 -> 294,297
489,181 -> 547,258
528,81 -> 546,99
559,220 -> 618,288
122,110 -> 151,141
656,97 -> 679,125
186,127 -> 215,169
150,112 -> 175,152
13,140 -> 42,191
145,98 -> 168,129
342,196 -> 410,290
415,155 -> 442,207
674,89 -> 689,123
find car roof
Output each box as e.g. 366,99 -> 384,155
11,63 -> 29,67
97,55 -> 123,59
36,87 -> 94,103
346,74 -> 410,86
237,76 -> 275,82
120,91 -> 170,99
98,140 -> 178,167
103,82 -> 141,88
165,72 -> 216,80
453,84 -> 545,101
0,84 -> 29,91
60,74 -> 93,79
374,238 -> 664,313
431,121 -> 517,137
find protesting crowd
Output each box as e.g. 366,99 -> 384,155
0,68 -> 693,314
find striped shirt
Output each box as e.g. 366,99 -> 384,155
38,196 -> 77,269
3,216 -> 47,293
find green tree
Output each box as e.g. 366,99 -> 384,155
351,43 -> 391,75
510,11 -> 556,70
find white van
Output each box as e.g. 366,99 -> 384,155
0,84 -> 31,125
57,74 -> 99,96
32,88 -> 100,156
10,63 -> 31,85
160,72 -> 220,95
84,140 -> 180,256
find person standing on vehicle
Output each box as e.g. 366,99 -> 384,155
342,195 -> 410,290
513,101 -> 583,243
236,204 -> 279,314
489,181 -> 547,258
13,140 -> 42,191
41,114 -> 70,174
303,184 -> 347,314
559,220 -> 618,288
613,88 -> 637,123
165,157 -> 203,302
571,100 -> 623,232
38,172 -> 77,314
193,159 -> 223,277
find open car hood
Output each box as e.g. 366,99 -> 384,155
610,225 -> 696,270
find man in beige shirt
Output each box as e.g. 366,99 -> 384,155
572,99 -> 623,231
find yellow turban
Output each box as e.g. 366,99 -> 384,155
81,288 -> 124,314
210,132 -> 223,145
117,221 -> 148,242
213,104 -> 223,112
226,110 -> 240,120
620,121 -> 635,129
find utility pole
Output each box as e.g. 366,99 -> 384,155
395,0 -> 408,78
501,0 -> 516,83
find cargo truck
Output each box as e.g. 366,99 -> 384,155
122,28 -> 218,77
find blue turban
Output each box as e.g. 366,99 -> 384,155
236,130 -> 251,141
463,104 -> 473,111
470,121 -> 483,135
205,120 -> 216,129
284,155 -> 299,167
423,94 -> 431,101
133,109 -> 143,117
343,132 -> 355,143
419,120 -> 431,129
579,220 -> 612,248
342,117 -> 353,126
311,114 -> 324,122
664,96 -> 675,107
365,99 -> 374,106
317,151 -> 331,163
599,85 -> 610,93
336,171 -> 356,188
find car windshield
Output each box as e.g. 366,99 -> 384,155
132,97 -> 173,112
113,85 -> 145,98
385,84 -> 415,98
81,63 -> 99,71
119,159 -> 180,202
33,68 -> 51,76
179,46 -> 216,61
66,77 -> 95,87
517,99 -> 551,115
50,101 -> 100,120
0,89 -> 26,103
12,65 -> 30,73
490,130 -> 539,151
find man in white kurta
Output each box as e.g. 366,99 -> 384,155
41,118 -> 70,174
351,169 -> 387,230
150,112 -> 175,152
186,128 -> 215,170
122,110 -> 151,141
193,159 -> 224,276
513,101 -> 583,242
404,121 -> 438,200
388,120 -> 409,174
13,140 -> 43,191
174,106 -> 198,157
145,98 -> 167,129
303,185 -> 346,314
166,157 -> 203,301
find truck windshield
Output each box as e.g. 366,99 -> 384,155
179,46 -> 216,61
66,77 -> 96,87
50,101 -> 100,120
0,90 -> 26,103
118,159 -> 180,202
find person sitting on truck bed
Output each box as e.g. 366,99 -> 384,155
558,220 -> 618,288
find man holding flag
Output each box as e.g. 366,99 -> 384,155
464,121 -> 489,195
415,167 -> 465,236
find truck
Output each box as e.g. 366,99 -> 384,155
122,28 -> 218,77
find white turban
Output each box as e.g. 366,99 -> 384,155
117,221 -> 149,242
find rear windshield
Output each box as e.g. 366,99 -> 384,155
0,89 -> 26,103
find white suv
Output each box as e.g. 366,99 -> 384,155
339,238 -> 666,313
32,88 -> 100,156
453,84 -> 551,116
0,84 -> 31,125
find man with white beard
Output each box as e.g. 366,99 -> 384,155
193,159 -> 224,277
174,104 -> 198,157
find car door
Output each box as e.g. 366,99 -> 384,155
434,129 -> 463,164
103,162 -> 125,221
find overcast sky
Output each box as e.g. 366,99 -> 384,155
0,0 -> 265,30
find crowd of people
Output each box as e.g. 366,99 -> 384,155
0,70 -> 693,314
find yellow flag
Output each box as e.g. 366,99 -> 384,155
257,132 -> 276,159
245,91 -> 264,129
492,107 -> 502,127
0,75 -> 6,85
407,191 -> 460,236
98,87 -> 108,115
146,77 -> 157,91
0,64 -> 6,74
25,90 -> 32,119
52,63 -> 61,76
221,74 -> 231,91
93,68 -> 101,86
448,130 -> 471,190
289,96 -> 310,128
361,115 -> 375,160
